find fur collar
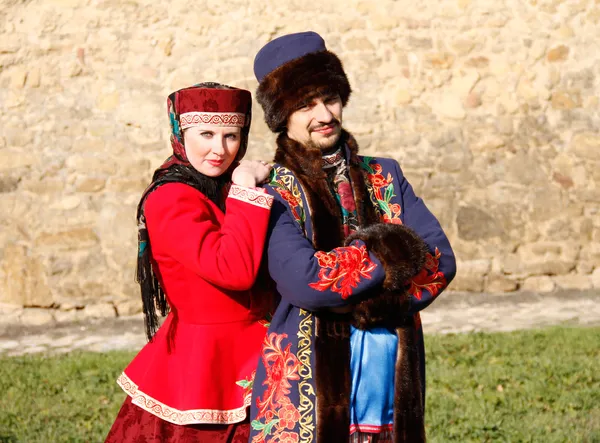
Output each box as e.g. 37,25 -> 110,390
274,129 -> 379,250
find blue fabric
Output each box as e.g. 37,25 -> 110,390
350,326 -> 397,430
254,31 -> 326,82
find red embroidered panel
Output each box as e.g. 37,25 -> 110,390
308,244 -> 377,299
408,247 -> 447,300
251,333 -> 301,443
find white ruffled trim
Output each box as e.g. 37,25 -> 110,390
117,372 -> 251,425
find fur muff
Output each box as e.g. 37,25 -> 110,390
257,50 -> 352,132
345,223 -> 429,292
349,290 -> 410,330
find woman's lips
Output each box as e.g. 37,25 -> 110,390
207,159 -> 224,167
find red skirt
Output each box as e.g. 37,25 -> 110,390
105,395 -> 250,443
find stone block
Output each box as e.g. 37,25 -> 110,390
115,299 -> 143,317
450,71 -> 480,96
83,303 -> 116,319
344,37 -> 374,51
547,45 -> 569,62
432,95 -> 466,120
75,177 -> 106,193
20,309 -> 55,327
569,133 -> 600,161
552,274 -> 592,291
54,309 -> 86,323
485,274 -> 518,293
521,276 -> 556,293
0,149 -> 39,170
26,68 -> 41,88
464,92 -> 482,108
449,259 -> 491,292
551,90 -> 581,110
504,242 -> 579,277
35,228 -> 99,250
456,206 -> 504,241
96,91 -> 120,112
425,52 -> 455,70
0,244 -> 53,307
591,268 -> 600,288
395,89 -> 412,105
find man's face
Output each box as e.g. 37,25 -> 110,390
286,94 -> 343,150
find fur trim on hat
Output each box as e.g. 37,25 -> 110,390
257,50 -> 351,132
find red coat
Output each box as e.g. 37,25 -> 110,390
117,183 -> 274,425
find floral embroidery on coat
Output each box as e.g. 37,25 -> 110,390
308,244 -> 377,299
251,333 -> 302,443
408,247 -> 447,300
269,167 -> 306,228
360,157 -> 403,224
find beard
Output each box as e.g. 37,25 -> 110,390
307,120 -> 342,151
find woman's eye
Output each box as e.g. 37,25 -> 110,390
226,134 -> 238,140
201,132 -> 213,138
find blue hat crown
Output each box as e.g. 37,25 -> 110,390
253,31 -> 326,82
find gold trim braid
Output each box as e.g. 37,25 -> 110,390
297,309 -> 315,443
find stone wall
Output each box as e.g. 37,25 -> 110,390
1,0 -> 599,323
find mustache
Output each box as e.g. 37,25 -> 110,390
309,118 -> 340,132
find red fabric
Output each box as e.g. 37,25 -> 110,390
176,87 -> 251,115
105,396 -> 250,443
121,183 -> 272,423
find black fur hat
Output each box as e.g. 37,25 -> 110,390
254,32 -> 351,133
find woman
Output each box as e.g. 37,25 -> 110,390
105,82 -> 274,442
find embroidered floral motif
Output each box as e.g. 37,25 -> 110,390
235,371 -> 255,401
308,244 -> 377,299
408,247 -> 447,300
269,167 -> 306,227
360,157 -> 403,224
252,333 -> 302,443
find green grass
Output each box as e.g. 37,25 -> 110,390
0,351 -> 132,442
0,327 -> 598,442
425,327 -> 600,442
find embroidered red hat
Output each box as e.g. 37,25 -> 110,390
166,83 -> 252,163
174,85 -> 252,129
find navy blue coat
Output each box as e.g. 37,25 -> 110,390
249,152 -> 456,443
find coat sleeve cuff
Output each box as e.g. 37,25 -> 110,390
228,185 -> 274,209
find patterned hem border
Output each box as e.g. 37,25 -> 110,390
349,424 -> 394,434
117,372 -> 251,425
228,185 -> 274,209
180,112 -> 245,129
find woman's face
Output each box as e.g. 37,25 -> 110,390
183,125 -> 242,177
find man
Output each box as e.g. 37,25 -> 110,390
249,32 -> 456,443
